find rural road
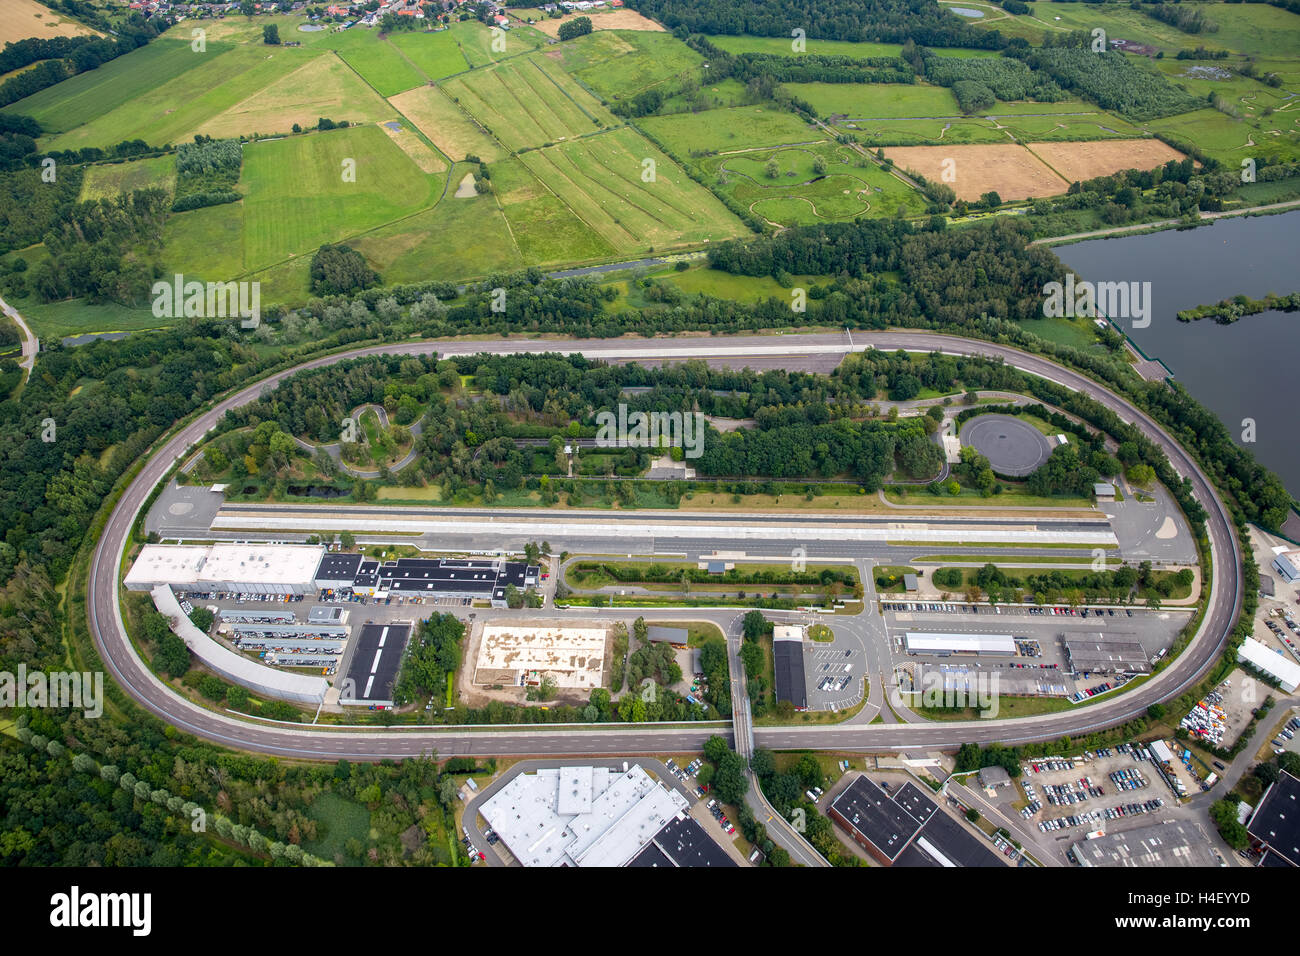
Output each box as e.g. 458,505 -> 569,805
87,331 -> 1241,764
0,294 -> 37,386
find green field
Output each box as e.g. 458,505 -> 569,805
699,141 -> 925,225
322,29 -> 428,97
239,124 -> 440,270
492,157 -> 616,263
452,19 -> 547,69
848,116 -> 1009,146
17,299 -> 167,341
786,82 -> 960,118
387,29 -> 472,80
565,30 -> 705,100
162,199 -> 246,284
42,43 -> 397,150
515,126 -> 746,253
638,105 -> 824,155
4,38 -> 228,134
349,178 -> 524,285
1148,107 -> 1300,164
442,54 -> 615,152
79,155 -> 177,201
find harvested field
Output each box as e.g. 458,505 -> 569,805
377,119 -> 447,174
0,0 -> 98,45
883,143 -> 1068,201
527,9 -> 667,37
1027,138 -> 1186,185
389,84 -> 506,162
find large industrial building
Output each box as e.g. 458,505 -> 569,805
315,552 -> 539,607
1246,770 -> 1300,867
1063,635 -> 1152,675
828,776 -> 1002,867
338,623 -> 412,708
1272,550 -> 1300,584
1070,820 -> 1224,867
1237,637 -> 1300,693
773,625 -> 807,711
903,633 -> 1016,656
479,765 -> 731,867
127,543 -> 325,594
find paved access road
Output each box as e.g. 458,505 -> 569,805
87,331 -> 1242,764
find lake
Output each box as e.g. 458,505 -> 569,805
1055,210 -> 1300,498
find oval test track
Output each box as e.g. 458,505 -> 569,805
87,332 -> 1242,759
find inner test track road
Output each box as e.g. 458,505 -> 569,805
87,332 -> 1242,761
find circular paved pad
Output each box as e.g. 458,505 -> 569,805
959,414 -> 1053,478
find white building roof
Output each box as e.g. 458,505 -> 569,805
1238,638 -> 1300,693
126,543 -> 324,589
480,764 -> 688,867
905,632 -> 1016,654
773,625 -> 805,642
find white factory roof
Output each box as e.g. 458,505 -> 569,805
150,585 -> 328,703
1238,637 -> 1300,693
480,765 -> 688,868
905,632 -> 1016,654
773,625 -> 805,642
126,543 -> 325,588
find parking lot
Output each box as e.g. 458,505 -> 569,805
882,600 -> 1187,698
807,645 -> 864,711
1020,747 -> 1170,836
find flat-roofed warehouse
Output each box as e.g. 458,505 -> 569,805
480,765 -> 702,867
773,625 -> 807,711
830,777 -> 1003,868
904,633 -> 1015,656
338,622 -> 412,708
313,552 -> 363,589
474,624 -> 607,690
629,815 -> 737,868
1063,635 -> 1151,675
1071,820 -> 1224,867
126,543 -> 324,595
379,557 -> 538,606
1238,637 -> 1300,693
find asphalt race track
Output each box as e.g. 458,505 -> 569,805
87,331 -> 1242,760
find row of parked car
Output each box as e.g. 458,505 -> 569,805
1109,768 -> 1149,791
1104,799 -> 1163,819
706,799 -> 736,835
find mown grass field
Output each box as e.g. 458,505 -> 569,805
389,84 -> 506,162
239,124 -> 440,270
46,45 -> 399,151
441,54 -> 615,152
638,105 -> 824,155
387,29 -> 472,80
321,29 -> 428,97
515,126 -> 745,253
3,38 -> 226,134
349,179 -> 524,284
79,155 -> 177,201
